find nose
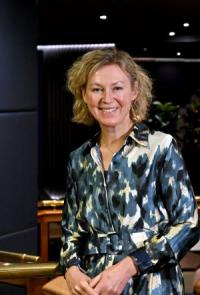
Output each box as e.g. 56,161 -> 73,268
102,88 -> 113,103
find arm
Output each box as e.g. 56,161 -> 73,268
131,137 -> 199,274
59,160 -> 97,294
59,161 -> 84,272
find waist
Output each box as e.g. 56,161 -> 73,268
83,229 -> 154,256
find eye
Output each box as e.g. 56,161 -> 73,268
91,87 -> 102,93
113,86 -> 123,91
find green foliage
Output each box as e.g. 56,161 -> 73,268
148,100 -> 180,132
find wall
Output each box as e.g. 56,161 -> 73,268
0,1 -> 38,294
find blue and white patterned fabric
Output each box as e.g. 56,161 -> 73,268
60,122 -> 199,294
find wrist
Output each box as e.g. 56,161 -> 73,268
126,256 -> 139,276
64,265 -> 86,280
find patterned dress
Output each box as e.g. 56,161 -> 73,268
60,123 -> 199,294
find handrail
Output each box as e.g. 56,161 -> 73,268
0,261 -> 60,279
0,250 -> 61,280
0,251 -> 40,263
37,200 -> 64,208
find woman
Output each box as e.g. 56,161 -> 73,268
59,48 -> 199,294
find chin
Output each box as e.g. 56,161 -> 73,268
100,121 -> 118,128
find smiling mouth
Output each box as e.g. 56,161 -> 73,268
99,107 -> 118,113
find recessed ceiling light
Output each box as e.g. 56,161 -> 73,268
169,31 -> 176,37
100,15 -> 107,20
177,52 -> 181,56
183,22 -> 190,27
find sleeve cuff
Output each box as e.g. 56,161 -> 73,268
64,257 -> 86,278
66,257 -> 81,269
131,248 -> 153,274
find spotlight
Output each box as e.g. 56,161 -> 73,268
169,31 -> 176,37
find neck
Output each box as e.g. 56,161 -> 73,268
100,122 -> 134,146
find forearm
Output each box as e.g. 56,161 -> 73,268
59,235 -> 84,273
131,219 -> 199,274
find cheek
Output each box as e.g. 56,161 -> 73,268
120,93 -> 133,106
85,95 -> 98,107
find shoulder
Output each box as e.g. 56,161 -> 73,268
148,129 -> 176,152
70,140 -> 90,157
149,129 -> 173,143
133,122 -> 175,150
68,138 -> 94,167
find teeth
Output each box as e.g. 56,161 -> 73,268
100,108 -> 117,113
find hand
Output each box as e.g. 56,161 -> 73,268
90,256 -> 138,295
65,266 -> 98,295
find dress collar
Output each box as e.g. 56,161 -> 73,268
83,122 -> 150,154
128,122 -> 149,147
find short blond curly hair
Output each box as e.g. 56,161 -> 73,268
67,48 -> 153,126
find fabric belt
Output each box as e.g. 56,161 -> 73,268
83,229 -> 153,256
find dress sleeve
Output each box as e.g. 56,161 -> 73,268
59,159 -> 87,273
131,137 -> 199,274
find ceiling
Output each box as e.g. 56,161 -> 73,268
37,0 -> 200,58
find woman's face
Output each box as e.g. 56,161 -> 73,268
82,64 -> 138,130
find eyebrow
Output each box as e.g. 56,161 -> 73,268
89,81 -> 125,87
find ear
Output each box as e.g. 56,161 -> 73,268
131,81 -> 139,101
82,88 -> 87,104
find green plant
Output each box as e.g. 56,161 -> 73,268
148,100 -> 179,132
